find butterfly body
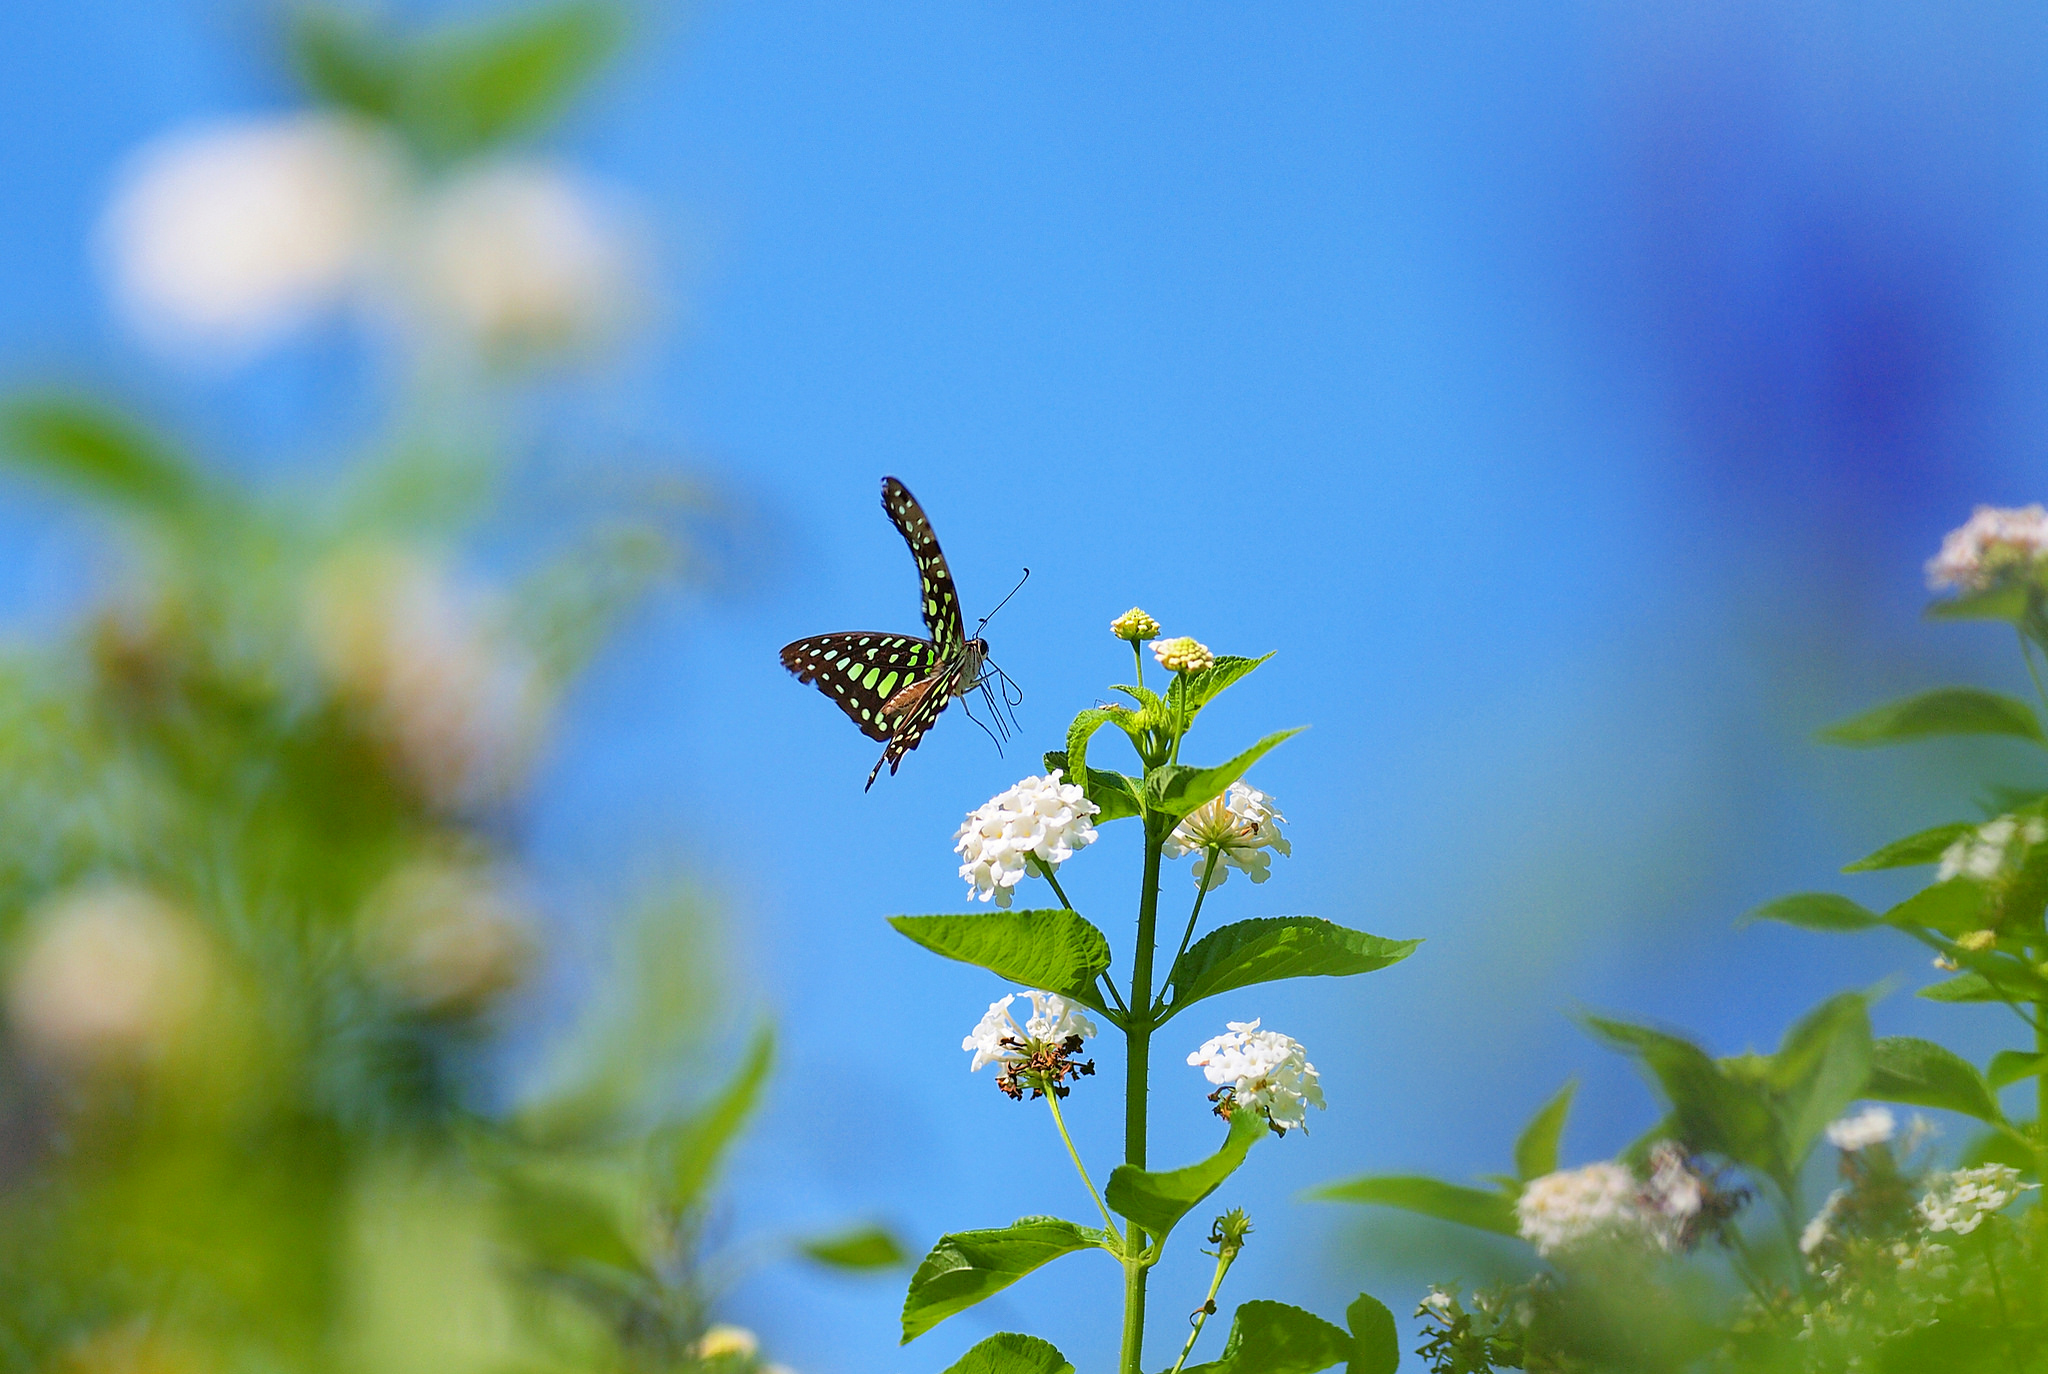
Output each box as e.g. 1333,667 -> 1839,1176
781,478 -> 998,788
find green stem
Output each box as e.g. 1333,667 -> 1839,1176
1166,1244 -> 1239,1374
2021,628 -> 2048,717
1044,1083 -> 1121,1244
1170,670 -> 1189,765
1157,848 -> 1220,1018
1035,857 -> 1078,913
1120,818 -> 1166,1374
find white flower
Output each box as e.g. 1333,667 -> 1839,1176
963,991 -> 1097,1072
100,114 -> 403,357
1637,1142 -> 1709,1251
1151,637 -> 1214,673
357,858 -> 535,1014
1186,1019 -> 1325,1134
1419,1287 -> 1455,1321
1917,1164 -> 2035,1235
1824,1105 -> 1896,1153
1935,814 -> 2046,883
1164,781 -> 1291,890
1514,1162 -> 1648,1257
7,884 -> 216,1071
693,1326 -> 759,1360
405,161 -> 639,358
954,771 -> 1099,907
305,546 -> 550,810
1926,504 -> 2048,591
1800,1187 -> 1849,1256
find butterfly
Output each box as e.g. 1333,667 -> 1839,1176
781,477 -> 1021,789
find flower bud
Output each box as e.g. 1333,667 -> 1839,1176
1151,636 -> 1214,673
694,1327 -> 760,1360
1957,929 -> 1997,952
1111,607 -> 1160,642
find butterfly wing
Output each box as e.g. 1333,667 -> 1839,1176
881,477 -> 968,653
780,632 -> 940,742
867,654 -> 964,790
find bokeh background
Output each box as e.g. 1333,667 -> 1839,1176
3,3 -> 2047,1372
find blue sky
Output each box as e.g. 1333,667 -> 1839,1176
6,2 -> 2048,1371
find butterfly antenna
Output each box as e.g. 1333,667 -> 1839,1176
973,568 -> 1031,637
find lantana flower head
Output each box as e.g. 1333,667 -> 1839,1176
1187,1019 -> 1324,1134
1164,781 -> 1291,890
1926,504 -> 2048,592
954,771 -> 1099,907
1917,1164 -> 2034,1235
1935,814 -> 2046,883
1151,636 -> 1214,673
1514,1162 -> 1647,1257
1111,608 -> 1160,642
963,991 -> 1097,1099
1824,1105 -> 1895,1153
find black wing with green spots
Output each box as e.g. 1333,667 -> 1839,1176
780,477 -> 983,788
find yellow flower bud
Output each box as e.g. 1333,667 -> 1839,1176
1957,929 -> 1997,953
1151,636 -> 1214,673
1110,607 -> 1160,641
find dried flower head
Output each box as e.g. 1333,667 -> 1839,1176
963,991 -> 1098,1099
1111,608 -> 1161,642
1935,814 -> 2046,883
1187,1019 -> 1324,1134
1926,504 -> 2048,592
1208,1208 -> 1253,1257
1151,636 -> 1214,673
1825,1105 -> 1896,1153
954,771 -> 1099,907
1164,781 -> 1291,890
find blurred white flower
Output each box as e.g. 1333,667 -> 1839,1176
357,858 -> 535,1015
1935,814 -> 2045,883
1164,781 -> 1290,890
1800,1187 -> 1849,1256
954,771 -> 1099,908
1926,504 -> 2048,591
693,1327 -> 759,1360
7,884 -> 215,1072
1187,1019 -> 1324,1134
1917,1164 -> 2034,1235
1824,1105 -> 1896,1153
100,114 -> 403,356
1419,1287 -> 1456,1321
305,546 -> 549,810
1151,637 -> 1214,673
406,161 -> 638,357
1514,1162 -> 1647,1257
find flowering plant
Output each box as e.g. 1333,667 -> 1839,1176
890,618 -> 1418,1374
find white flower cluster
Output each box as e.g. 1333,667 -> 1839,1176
954,771 -> 1099,907
1926,504 -> 2048,591
1917,1164 -> 2034,1236
1514,1163 -> 1645,1258
1800,1188 -> 1849,1256
100,114 -> 638,363
1187,1019 -> 1324,1133
1164,782 -> 1291,890
1936,814 -> 2046,883
1151,637 -> 1214,673
963,991 -> 1097,1072
1824,1105 -> 1896,1153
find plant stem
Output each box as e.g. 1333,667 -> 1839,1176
1166,1244 -> 1239,1374
1035,857 -> 1078,913
1158,849 -> 1220,1018
1044,1084 -> 1121,1243
1120,817 -> 1166,1374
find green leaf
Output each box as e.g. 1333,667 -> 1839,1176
1304,1175 -> 1518,1235
798,1224 -> 908,1271
1767,993 -> 1875,1161
407,1 -> 625,159
661,1025 -> 772,1211
0,395 -> 204,514
1583,1017 -> 1783,1182
1927,584 -> 2030,623
288,5 -> 406,119
1819,688 -> 2045,746
1183,1300 -> 1354,1374
1987,1050 -> 2048,1090
1042,752 -> 1143,823
1105,1109 -> 1263,1239
900,1217 -> 1108,1343
1920,972 -> 2000,1003
1165,919 -> 1419,1019
1959,1124 -> 2037,1172
1866,1037 -> 2003,1124
1738,892 -> 1880,931
494,1171 -> 647,1278
1842,823 -> 1976,873
1883,879 -> 1990,936
1148,729 -> 1306,821
939,1334 -> 1075,1374
1343,1294 -> 1400,1374
1166,652 -> 1275,719
1065,707 -> 1139,789
1513,1081 -> 1576,1182
888,910 -> 1113,1015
